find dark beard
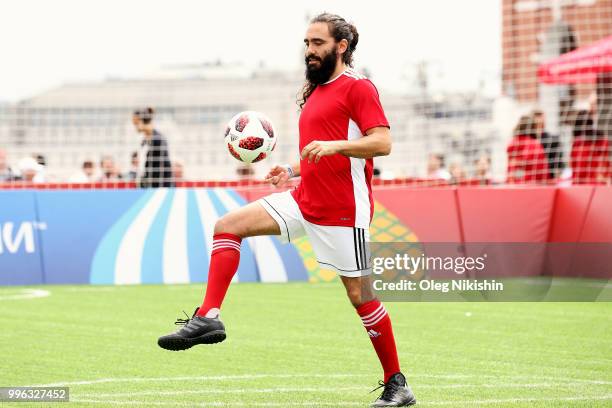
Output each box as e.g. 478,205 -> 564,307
305,47 -> 338,85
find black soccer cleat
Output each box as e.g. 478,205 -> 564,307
370,372 -> 416,407
157,307 -> 226,351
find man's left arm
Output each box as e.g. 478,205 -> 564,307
300,126 -> 391,163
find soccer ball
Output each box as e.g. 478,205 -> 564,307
224,111 -> 277,163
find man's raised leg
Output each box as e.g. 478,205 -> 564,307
196,201 -> 281,318
158,201 -> 280,351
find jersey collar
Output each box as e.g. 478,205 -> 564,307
322,68 -> 347,85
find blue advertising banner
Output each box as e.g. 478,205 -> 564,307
36,189 -> 148,284
0,191 -> 44,285
0,188 -> 308,285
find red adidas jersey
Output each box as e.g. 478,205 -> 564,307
292,68 -> 389,228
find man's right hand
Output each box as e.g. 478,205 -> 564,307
265,165 -> 291,187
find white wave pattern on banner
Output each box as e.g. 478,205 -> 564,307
214,189 -> 289,283
104,189 -> 297,284
163,189 -> 189,284
115,189 -> 168,284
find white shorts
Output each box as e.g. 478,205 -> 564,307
258,190 -> 371,277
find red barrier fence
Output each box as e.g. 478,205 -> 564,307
1,183 -> 609,278
373,185 -> 612,279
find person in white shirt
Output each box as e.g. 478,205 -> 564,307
17,156 -> 45,183
427,153 -> 451,181
69,160 -> 96,183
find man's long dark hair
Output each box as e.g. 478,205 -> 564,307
298,13 -> 359,109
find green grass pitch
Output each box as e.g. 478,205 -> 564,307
0,282 -> 611,407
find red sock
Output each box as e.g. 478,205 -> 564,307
356,299 -> 401,382
196,233 -> 242,317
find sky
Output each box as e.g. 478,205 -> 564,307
0,0 -> 501,102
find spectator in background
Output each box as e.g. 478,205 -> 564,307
99,155 -> 122,182
427,153 -> 451,181
17,156 -> 45,183
125,151 -> 140,181
69,160 -> 96,183
474,154 -> 491,184
0,148 -> 17,182
35,154 -> 46,167
570,110 -> 611,185
132,107 -> 173,188
449,163 -> 466,185
172,160 -> 185,183
236,164 -> 255,180
507,115 -> 548,184
533,109 -> 564,179
33,153 -> 48,182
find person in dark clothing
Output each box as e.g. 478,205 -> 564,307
533,109 -> 564,180
132,107 -> 173,188
125,151 -> 140,181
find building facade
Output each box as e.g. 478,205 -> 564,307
0,65 -> 498,182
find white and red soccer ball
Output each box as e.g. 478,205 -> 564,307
224,111 -> 277,163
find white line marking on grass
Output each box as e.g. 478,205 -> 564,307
0,289 -> 50,300
78,382 -> 610,398
429,382 -> 611,388
424,395 -> 612,406
32,373 -> 612,388
32,374 -> 368,387
391,336 -> 612,369
569,378 -> 612,385
71,401 -> 367,407
471,376 -> 612,386
80,387 -> 366,397
33,374 -> 461,388
34,373 -> 529,388
70,395 -> 612,407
